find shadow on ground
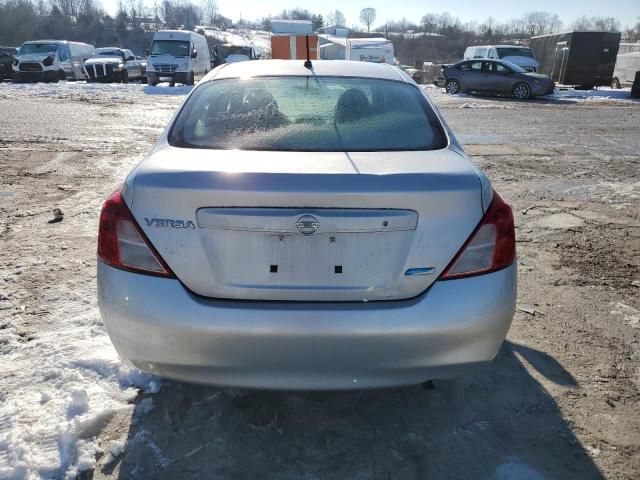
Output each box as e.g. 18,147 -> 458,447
101,342 -> 604,479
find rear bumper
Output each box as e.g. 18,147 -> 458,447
98,261 -> 517,390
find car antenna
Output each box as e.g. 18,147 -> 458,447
304,35 -> 312,69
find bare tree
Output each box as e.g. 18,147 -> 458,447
200,0 -> 217,26
360,7 -> 376,32
326,9 -> 345,27
522,11 -> 562,36
572,15 -> 621,32
594,16 -> 621,31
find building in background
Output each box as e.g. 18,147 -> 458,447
270,19 -> 318,60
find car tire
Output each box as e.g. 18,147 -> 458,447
611,78 -> 621,89
121,70 -> 129,83
57,70 -> 66,83
512,82 -> 531,100
187,72 -> 195,86
445,79 -> 461,95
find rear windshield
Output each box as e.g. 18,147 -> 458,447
169,76 -> 447,151
497,47 -> 534,59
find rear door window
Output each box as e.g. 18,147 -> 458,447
169,76 -> 447,152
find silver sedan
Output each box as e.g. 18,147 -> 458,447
443,59 -> 555,99
97,60 -> 517,390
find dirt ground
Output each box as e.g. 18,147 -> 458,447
0,83 -> 638,479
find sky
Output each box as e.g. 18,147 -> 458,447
102,0 -> 639,29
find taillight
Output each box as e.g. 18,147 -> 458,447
441,190 -> 515,279
97,190 -> 174,277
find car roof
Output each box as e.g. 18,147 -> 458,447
205,60 -> 411,83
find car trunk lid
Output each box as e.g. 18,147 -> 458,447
127,146 -> 484,301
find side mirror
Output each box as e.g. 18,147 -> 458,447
191,49 -> 198,59
145,49 -> 150,56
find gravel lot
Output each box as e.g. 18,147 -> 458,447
0,82 -> 638,479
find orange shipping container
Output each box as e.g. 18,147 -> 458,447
271,35 -> 319,60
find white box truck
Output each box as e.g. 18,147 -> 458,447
12,40 -> 94,82
146,30 -> 211,86
345,38 -> 394,64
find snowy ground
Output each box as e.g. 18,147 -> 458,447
0,80 -> 638,479
0,83 -> 186,479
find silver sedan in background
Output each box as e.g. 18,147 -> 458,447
97,60 -> 517,390
443,59 -> 555,99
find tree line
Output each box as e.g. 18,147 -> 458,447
1,0 -> 638,61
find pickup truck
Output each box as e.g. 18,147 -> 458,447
83,47 -> 146,83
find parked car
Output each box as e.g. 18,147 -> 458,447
97,60 -> 517,390
464,45 -> 539,72
612,52 -> 640,89
0,46 -> 17,81
443,59 -> 555,99
84,47 -> 146,83
146,30 -> 210,86
12,40 -> 94,82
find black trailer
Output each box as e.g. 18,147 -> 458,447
530,31 -> 621,88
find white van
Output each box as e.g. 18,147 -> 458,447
12,40 -> 94,82
612,52 -> 640,88
146,30 -> 211,86
346,38 -> 394,65
463,45 -> 539,72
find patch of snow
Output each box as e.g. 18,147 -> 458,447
553,87 -> 638,104
459,102 -> 514,109
103,438 -> 127,465
0,306 -> 159,479
0,81 -> 192,103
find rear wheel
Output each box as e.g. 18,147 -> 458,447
611,77 -> 621,89
445,78 -> 461,95
512,82 -> 531,100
